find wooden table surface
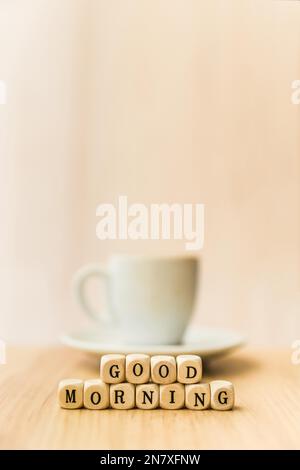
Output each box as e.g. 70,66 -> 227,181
0,347 -> 299,450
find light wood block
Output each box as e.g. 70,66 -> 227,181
136,383 -> 159,410
126,354 -> 150,384
210,380 -> 235,411
100,354 -> 125,384
151,355 -> 176,384
159,383 -> 185,410
57,379 -> 83,409
110,383 -> 135,410
176,354 -> 202,384
84,379 -> 110,410
185,383 -> 210,410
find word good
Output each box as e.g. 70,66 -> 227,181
57,354 -> 235,411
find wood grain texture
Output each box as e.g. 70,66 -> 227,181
0,347 -> 300,449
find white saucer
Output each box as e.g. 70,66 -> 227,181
61,325 -> 245,361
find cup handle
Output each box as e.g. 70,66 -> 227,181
73,263 -> 111,325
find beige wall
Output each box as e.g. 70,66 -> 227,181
0,0 -> 299,345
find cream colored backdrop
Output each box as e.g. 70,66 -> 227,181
0,0 -> 299,345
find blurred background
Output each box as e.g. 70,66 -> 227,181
0,0 -> 299,345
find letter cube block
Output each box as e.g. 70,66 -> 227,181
151,355 -> 176,384
100,354 -> 125,384
84,379 -> 110,410
126,354 -> 150,384
210,380 -> 235,411
58,379 -> 83,409
159,383 -> 185,410
176,354 -> 202,384
110,383 -> 135,410
185,383 -> 210,410
136,383 -> 159,410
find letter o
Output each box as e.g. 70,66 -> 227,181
133,363 -> 143,377
159,364 -> 169,378
91,391 -> 101,405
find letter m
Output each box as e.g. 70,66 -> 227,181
66,389 -> 76,403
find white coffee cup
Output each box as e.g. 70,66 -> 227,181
73,255 -> 198,345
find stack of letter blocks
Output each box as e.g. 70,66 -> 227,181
58,354 -> 235,411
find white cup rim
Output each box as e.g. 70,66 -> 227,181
110,253 -> 198,261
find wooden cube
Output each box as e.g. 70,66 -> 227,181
136,383 -> 159,410
151,355 -> 176,384
176,354 -> 202,384
100,354 -> 125,384
185,383 -> 210,410
84,379 -> 110,410
110,383 -> 135,410
210,380 -> 235,411
57,379 -> 83,409
159,383 -> 185,410
126,354 -> 150,384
